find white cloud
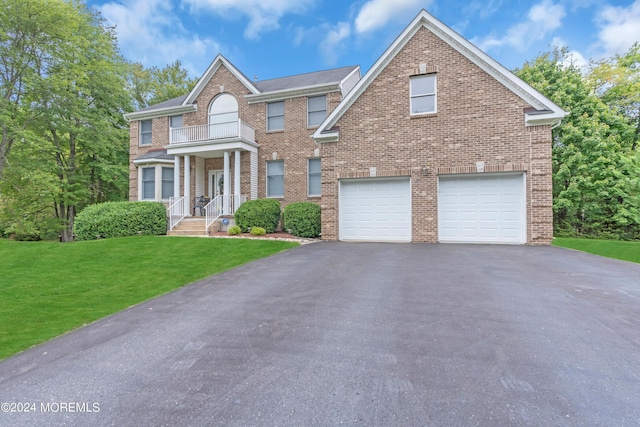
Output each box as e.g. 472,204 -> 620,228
320,22 -> 351,65
473,0 -> 565,52
181,0 -> 316,39
552,37 -> 588,69
99,0 -> 219,75
354,0 -> 427,34
596,0 -> 640,57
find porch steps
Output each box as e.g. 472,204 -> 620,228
167,217 -> 210,237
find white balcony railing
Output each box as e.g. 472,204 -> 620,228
170,120 -> 255,145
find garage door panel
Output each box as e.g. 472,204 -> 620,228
340,178 -> 411,242
438,173 -> 525,244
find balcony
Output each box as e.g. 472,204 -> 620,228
170,120 -> 256,145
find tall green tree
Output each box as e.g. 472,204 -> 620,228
516,48 -> 640,238
129,60 -> 198,110
0,0 -> 72,179
0,0 -> 130,241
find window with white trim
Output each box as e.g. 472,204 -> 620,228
169,115 -> 183,129
140,119 -> 152,145
141,167 -> 155,199
267,160 -> 284,197
161,167 -> 174,199
307,95 -> 326,127
308,158 -> 321,196
267,101 -> 284,131
410,74 -> 437,115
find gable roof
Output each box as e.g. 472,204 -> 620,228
313,9 -> 568,142
253,66 -> 359,92
183,54 -> 260,105
125,59 -> 361,120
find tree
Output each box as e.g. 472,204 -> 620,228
0,0 -> 73,179
516,48 -> 640,238
0,0 -> 130,241
129,60 -> 198,110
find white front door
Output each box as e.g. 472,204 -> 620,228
208,170 -> 224,199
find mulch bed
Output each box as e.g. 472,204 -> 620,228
209,230 -> 318,242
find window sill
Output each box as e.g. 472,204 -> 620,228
266,130 -> 285,134
410,112 -> 438,119
307,195 -> 321,199
266,196 -> 284,199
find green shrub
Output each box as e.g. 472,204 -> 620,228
227,225 -> 241,235
283,202 -> 321,238
250,226 -> 266,236
234,199 -> 281,233
74,201 -> 167,240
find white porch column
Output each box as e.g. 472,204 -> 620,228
234,150 -> 241,211
184,155 -> 191,216
223,151 -> 231,215
173,156 -> 180,199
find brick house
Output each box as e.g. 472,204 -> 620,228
125,10 -> 567,244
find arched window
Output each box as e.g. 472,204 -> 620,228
209,94 -> 238,125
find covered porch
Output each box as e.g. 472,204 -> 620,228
165,120 -> 259,232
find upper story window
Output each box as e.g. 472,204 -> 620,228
267,101 -> 284,131
140,119 -> 152,145
410,74 -> 437,115
169,115 -> 183,129
307,95 -> 327,127
209,94 -> 238,125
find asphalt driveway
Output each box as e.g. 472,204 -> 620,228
1,243 -> 639,426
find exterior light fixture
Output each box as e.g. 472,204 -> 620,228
421,165 -> 428,176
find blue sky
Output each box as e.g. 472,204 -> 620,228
86,0 -> 640,81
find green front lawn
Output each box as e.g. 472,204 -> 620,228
552,237 -> 640,264
0,237 -> 298,360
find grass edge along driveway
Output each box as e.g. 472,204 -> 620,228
553,237 -> 640,264
0,236 -> 299,360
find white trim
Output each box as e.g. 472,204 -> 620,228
184,55 -> 259,105
245,83 -> 340,104
133,157 -> 175,166
125,105 -> 197,122
137,164 -> 175,201
165,139 -> 259,157
313,9 -> 568,142
266,101 -> 285,131
410,74 -> 437,116
208,169 -> 224,199
339,66 -> 362,96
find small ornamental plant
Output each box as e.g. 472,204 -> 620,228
227,225 -> 241,235
250,226 -> 266,236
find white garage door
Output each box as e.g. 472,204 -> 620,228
340,177 -> 411,242
438,173 -> 525,244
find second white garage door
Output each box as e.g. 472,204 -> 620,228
340,177 -> 411,242
438,173 -> 526,244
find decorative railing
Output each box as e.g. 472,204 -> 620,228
205,194 -> 248,231
167,196 -> 187,231
170,120 -> 255,145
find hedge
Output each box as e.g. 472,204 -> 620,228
283,202 -> 321,238
234,198 -> 281,233
74,201 -> 167,240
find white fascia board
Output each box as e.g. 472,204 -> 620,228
133,158 -> 175,166
183,54 -> 260,105
314,9 -> 568,139
245,83 -> 340,104
165,140 -> 260,156
312,130 -> 339,144
525,111 -> 568,126
124,105 -> 197,122
339,66 -> 362,96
